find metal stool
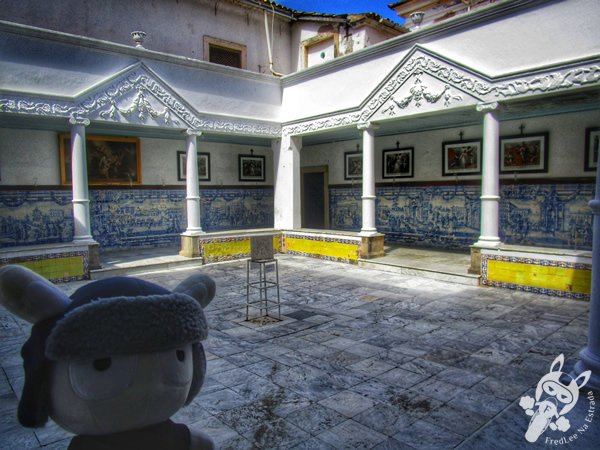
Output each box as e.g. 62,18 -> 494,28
245,235 -> 280,321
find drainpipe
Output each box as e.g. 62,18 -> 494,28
264,10 -> 283,77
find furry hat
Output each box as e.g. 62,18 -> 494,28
0,269 -> 215,428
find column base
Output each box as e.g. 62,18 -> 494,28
572,347 -> 600,392
87,242 -> 101,270
468,246 -> 482,275
360,233 -> 384,259
73,238 -> 100,270
180,234 -> 203,258
359,229 -> 379,237
473,238 -> 502,248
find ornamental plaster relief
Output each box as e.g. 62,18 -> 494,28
375,71 -> 473,120
282,48 -> 600,136
0,63 -> 281,137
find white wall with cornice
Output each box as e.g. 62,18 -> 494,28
422,0 -> 599,77
301,110 -> 600,185
0,0 -> 292,75
281,0 -> 600,124
0,25 -> 283,126
0,128 -> 270,187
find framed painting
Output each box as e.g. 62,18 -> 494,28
382,147 -> 414,179
177,151 -> 211,181
344,151 -> 362,180
238,154 -> 265,181
500,133 -> 549,174
59,134 -> 141,185
442,139 -> 482,176
584,127 -> 599,172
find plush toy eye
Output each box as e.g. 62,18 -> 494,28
158,344 -> 193,387
69,354 -> 138,400
93,357 -> 112,371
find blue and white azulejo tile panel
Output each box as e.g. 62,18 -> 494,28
329,183 -> 593,250
0,189 -> 73,247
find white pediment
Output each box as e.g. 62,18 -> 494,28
78,63 -> 188,127
369,70 -> 481,121
0,63 -> 281,137
283,45 -> 600,136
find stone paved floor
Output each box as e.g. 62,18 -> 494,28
1,255 -> 597,449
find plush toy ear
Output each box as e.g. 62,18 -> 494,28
173,273 -> 215,308
0,265 -> 70,323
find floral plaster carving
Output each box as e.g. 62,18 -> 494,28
0,64 -> 281,137
99,89 -> 176,125
379,72 -> 463,116
282,52 -> 600,136
494,66 -> 600,97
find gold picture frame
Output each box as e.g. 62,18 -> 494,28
59,134 -> 141,185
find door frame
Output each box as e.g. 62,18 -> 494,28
301,165 -> 329,229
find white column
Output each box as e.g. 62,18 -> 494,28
358,122 -> 379,236
273,134 -> 301,229
572,167 -> 600,390
474,102 -> 502,247
69,116 -> 94,243
183,129 -> 203,234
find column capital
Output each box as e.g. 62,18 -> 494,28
184,129 -> 202,137
476,101 -> 501,113
357,122 -> 379,131
69,115 -> 90,126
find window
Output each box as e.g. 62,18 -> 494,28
209,45 -> 241,68
203,36 -> 247,70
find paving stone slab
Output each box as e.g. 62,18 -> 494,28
317,419 -> 389,449
284,403 -> 347,435
318,389 -> 376,418
0,255 -> 593,450
393,419 -> 465,449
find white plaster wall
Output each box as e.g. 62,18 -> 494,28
281,47 -> 410,122
129,138 -> 272,186
0,130 -> 271,187
0,0 -> 293,75
290,22 -> 341,71
0,129 -> 60,185
301,110 -> 600,185
306,39 -> 336,67
0,30 -> 282,122
0,32 -> 138,97
149,60 -> 282,121
422,0 -> 600,77
282,0 -> 600,123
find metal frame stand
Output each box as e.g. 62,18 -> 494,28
245,258 -> 280,321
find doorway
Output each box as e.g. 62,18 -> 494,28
301,166 -> 329,229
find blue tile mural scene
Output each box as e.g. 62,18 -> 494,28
1,183 -> 592,251
0,190 -> 73,247
330,183 -> 594,250
90,189 -> 186,249
1,187 -> 274,250
201,188 -> 274,232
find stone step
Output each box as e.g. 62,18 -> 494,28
358,258 -> 481,286
91,255 -> 203,279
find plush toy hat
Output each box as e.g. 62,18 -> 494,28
0,265 -> 215,432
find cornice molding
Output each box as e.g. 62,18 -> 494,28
283,47 -> 600,136
281,0 -> 556,86
0,20 -> 281,86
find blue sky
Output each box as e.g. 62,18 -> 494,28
275,0 -> 405,24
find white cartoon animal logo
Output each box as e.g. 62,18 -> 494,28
519,354 -> 591,443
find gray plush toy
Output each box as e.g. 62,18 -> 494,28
0,264 -> 216,450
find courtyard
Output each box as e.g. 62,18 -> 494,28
0,255 -> 597,449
